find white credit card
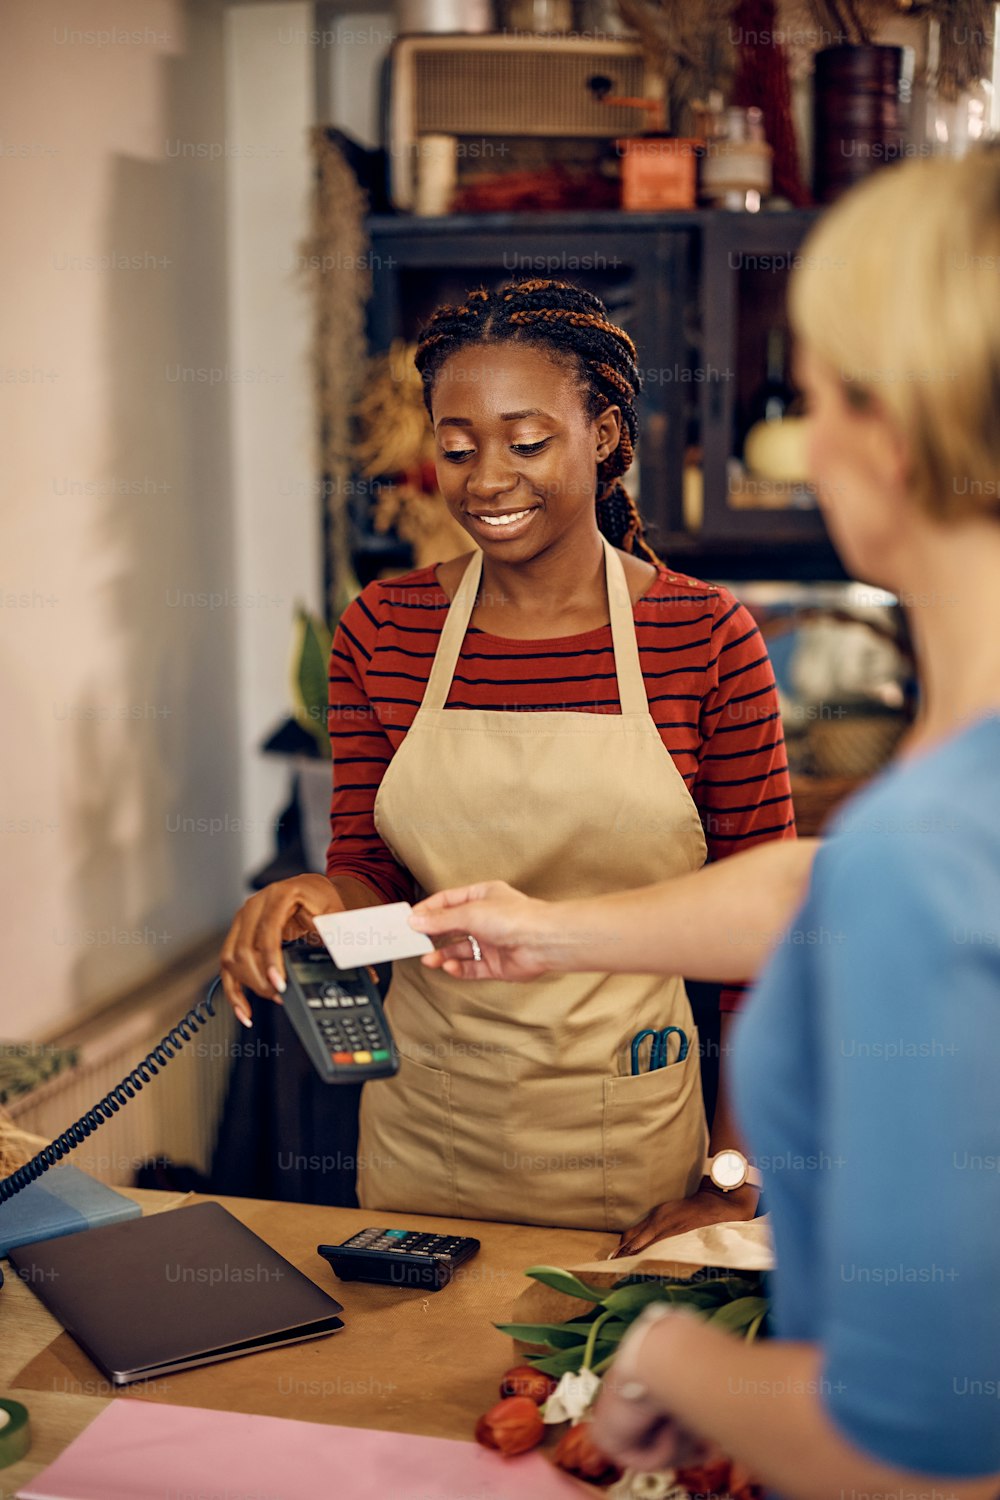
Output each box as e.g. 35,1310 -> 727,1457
312,902 -> 434,969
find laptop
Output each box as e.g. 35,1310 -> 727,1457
8,1199 -> 344,1385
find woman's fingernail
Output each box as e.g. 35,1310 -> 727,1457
409,915 -> 426,929
267,966 -> 286,994
236,1009 -> 253,1029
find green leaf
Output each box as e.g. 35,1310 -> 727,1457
708,1296 -> 769,1335
291,605 -> 333,758
594,1320 -> 631,1344
495,1321 -> 595,1350
745,1310 -> 766,1342
529,1343 -> 621,1377
720,1276 -> 765,1300
601,1283 -> 678,1316
617,1278 -> 733,1310
523,1266 -> 608,1302
679,1285 -> 740,1309
528,1347 -> 594,1378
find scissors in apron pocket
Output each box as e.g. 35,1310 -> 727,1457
629,1026 -> 690,1075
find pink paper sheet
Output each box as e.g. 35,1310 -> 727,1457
18,1400 -> 584,1500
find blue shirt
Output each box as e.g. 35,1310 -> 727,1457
733,714 -> 1000,1477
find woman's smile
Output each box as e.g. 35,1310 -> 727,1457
466,505 -> 541,540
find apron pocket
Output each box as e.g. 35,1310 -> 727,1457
602,1031 -> 709,1232
357,1051 -> 458,1218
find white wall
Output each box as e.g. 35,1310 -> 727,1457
225,1 -> 320,878
0,0 -> 319,1037
322,4 -> 394,147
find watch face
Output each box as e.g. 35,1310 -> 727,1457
712,1150 -> 746,1190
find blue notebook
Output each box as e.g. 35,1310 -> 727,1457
0,1163 -> 141,1257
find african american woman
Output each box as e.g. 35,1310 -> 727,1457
219,279 -> 795,1247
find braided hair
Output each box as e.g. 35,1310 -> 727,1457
414,278 -> 663,567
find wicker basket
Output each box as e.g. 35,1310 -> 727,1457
759,604 -> 914,782
807,706 -> 907,780
0,1107 -> 49,1180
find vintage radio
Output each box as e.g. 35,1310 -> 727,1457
385,34 -> 655,209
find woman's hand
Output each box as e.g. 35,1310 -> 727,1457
219,874 -> 346,1024
590,1368 -> 711,1475
589,1385 -> 685,1474
590,1307 -> 714,1475
409,881 -> 555,982
614,1182 -> 759,1258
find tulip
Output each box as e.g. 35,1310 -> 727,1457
675,1457 -> 736,1497
542,1366 -> 602,1423
475,1395 -> 545,1456
499,1365 -> 558,1404
553,1421 -> 622,1484
726,1461 -> 764,1500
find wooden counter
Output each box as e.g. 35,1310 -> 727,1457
1,1188 -> 617,1495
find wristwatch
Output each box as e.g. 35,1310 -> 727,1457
703,1148 -> 762,1192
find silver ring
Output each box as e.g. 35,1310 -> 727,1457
616,1378 -> 652,1403
468,935 -> 482,963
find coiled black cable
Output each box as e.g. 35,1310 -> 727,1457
0,976 -> 223,1205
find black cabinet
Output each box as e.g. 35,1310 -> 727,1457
362,208 -> 846,581
699,212 -> 826,545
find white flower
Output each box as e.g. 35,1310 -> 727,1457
541,1366 -> 602,1424
607,1471 -> 686,1500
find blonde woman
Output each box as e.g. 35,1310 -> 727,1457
411,150 -> 1000,1497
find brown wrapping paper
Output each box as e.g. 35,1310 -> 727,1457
564,1216 -> 774,1278
510,1217 -> 773,1351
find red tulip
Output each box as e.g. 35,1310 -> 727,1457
676,1457 -> 729,1494
552,1421 -> 622,1483
677,1457 -> 741,1497
475,1396 -> 545,1456
499,1364 -> 559,1404
727,1461 -> 764,1500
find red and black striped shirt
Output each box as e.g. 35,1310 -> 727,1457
327,561 -> 796,1012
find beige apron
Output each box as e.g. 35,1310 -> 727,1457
360,537 -> 709,1231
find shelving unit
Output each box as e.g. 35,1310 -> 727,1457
354,206 -> 847,585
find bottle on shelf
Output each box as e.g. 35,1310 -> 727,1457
746,327 -> 795,429
736,326 -> 812,499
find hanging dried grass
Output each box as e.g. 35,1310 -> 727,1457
805,0 -> 883,44
353,340 -> 432,480
298,130 -> 372,621
802,0 -> 995,96
612,0 -> 740,132
354,340 -> 471,569
923,0 -> 995,99
373,485 -> 472,571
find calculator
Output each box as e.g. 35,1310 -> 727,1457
281,939 -> 399,1083
317,1228 -> 481,1291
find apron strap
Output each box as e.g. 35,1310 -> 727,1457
602,536 -> 650,717
421,549 -> 484,713
419,538 -> 650,717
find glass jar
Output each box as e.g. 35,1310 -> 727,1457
503,0 -> 572,34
